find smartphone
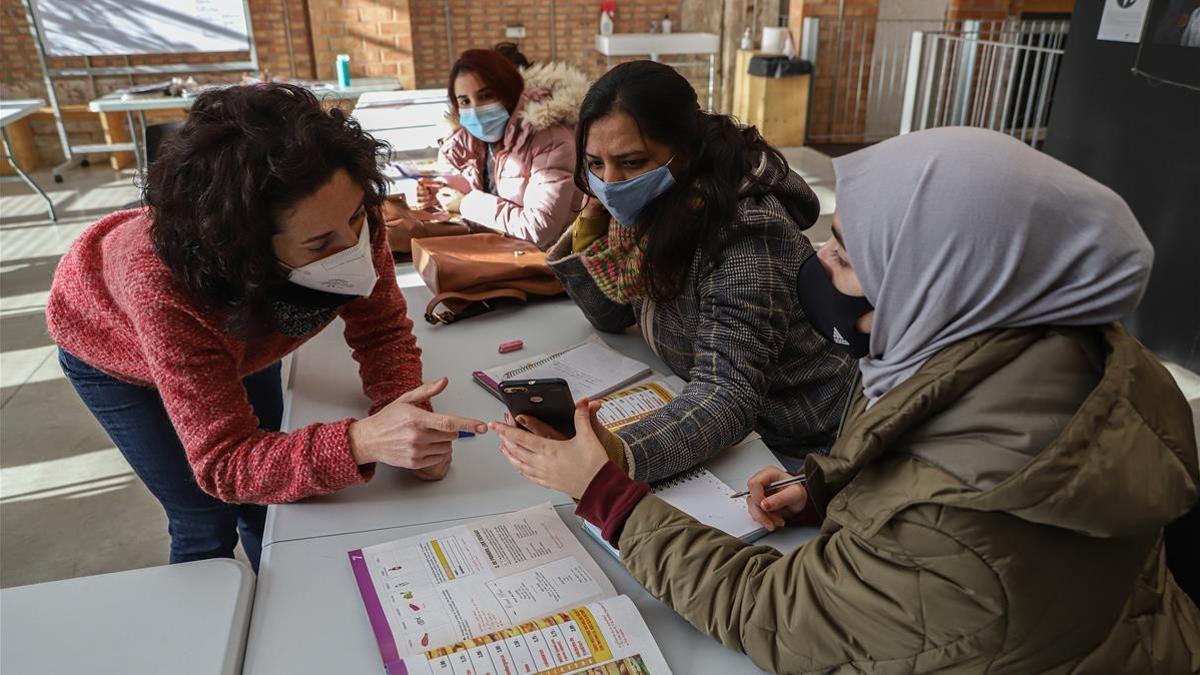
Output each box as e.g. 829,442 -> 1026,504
498,378 -> 576,439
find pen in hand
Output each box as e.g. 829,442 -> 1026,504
730,473 -> 806,499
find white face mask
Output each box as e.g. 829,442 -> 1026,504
284,224 -> 379,297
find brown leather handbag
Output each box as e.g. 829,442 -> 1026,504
381,194 -> 470,254
411,233 -> 565,324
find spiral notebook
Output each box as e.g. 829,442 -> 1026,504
581,466 -> 769,559
473,336 -> 652,402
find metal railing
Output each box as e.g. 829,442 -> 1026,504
799,16 -> 1068,144
900,22 -> 1068,146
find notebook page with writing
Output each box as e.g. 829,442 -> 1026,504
581,465 -> 767,559
473,336 -> 650,401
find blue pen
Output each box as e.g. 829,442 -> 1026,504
458,431 -> 475,438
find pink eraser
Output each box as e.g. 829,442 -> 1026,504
498,340 -> 524,354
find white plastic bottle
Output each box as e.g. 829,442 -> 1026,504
740,27 -> 754,50
600,10 -> 614,36
661,14 -> 672,34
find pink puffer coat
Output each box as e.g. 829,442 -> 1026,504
440,62 -> 588,249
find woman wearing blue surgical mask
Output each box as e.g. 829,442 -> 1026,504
508,60 -> 857,483
46,84 -> 487,571
415,48 -> 586,249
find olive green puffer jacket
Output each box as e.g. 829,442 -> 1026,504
616,324 -> 1200,673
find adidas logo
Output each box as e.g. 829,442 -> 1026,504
832,327 -> 850,346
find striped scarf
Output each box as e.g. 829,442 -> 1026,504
580,219 -> 646,303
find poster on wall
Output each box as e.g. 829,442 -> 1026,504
1097,0 -> 1152,42
31,0 -> 252,57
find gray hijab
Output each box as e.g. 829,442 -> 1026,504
833,127 -> 1153,404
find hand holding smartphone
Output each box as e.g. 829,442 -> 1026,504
498,378 -> 576,439
414,177 -> 447,210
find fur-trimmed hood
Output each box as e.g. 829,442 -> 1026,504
447,61 -> 589,133
515,61 -> 589,131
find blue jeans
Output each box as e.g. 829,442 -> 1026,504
58,349 -> 283,572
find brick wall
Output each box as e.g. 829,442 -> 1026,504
410,0 -> 682,91
307,0 -> 415,86
1,0 -> 697,166
0,0 -> 314,165
0,0 -> 1063,167
788,0 -> 881,143
255,0 -> 318,78
951,0 -> 1014,21
952,1 -> 1074,20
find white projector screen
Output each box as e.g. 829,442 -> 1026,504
31,0 -> 252,57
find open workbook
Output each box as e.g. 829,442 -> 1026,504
473,336 -> 652,402
594,377 -> 682,431
349,503 -> 672,675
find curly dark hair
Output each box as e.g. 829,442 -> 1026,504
144,83 -> 387,335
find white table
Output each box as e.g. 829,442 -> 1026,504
1,559 -> 254,675
375,126 -> 445,165
87,77 -> 404,114
1,98 -> 56,221
85,78 -> 403,177
353,88 -> 449,165
266,275 -> 788,546
245,504 -> 817,674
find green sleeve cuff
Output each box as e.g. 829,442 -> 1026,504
572,213 -> 611,253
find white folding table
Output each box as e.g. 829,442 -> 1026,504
264,272 -> 789,547
1,559 -> 254,675
1,98 -> 56,221
87,77 -> 403,176
253,267 -> 811,675
245,504 -> 816,674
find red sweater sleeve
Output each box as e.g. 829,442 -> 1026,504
575,461 -> 650,548
127,280 -> 369,504
340,223 -> 425,415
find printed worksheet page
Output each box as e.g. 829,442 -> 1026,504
350,504 -> 616,661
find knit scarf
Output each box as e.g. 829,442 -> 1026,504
581,219 -> 647,303
266,284 -> 356,338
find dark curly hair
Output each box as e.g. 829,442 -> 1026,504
144,83 -> 387,336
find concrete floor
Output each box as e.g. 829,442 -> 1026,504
1,164 -> 175,588
1,150 -> 1196,590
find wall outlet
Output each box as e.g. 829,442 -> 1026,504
505,25 -> 526,39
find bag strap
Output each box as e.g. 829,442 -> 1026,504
424,288 -> 529,325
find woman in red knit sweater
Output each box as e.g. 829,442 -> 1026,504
47,84 -> 486,571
